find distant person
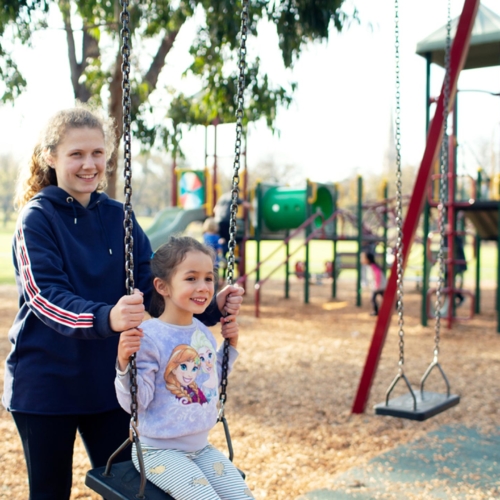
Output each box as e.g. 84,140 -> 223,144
202,217 -> 225,282
443,226 -> 468,307
362,251 -> 387,316
213,191 -> 250,258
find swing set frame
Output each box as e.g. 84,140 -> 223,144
352,0 -> 481,415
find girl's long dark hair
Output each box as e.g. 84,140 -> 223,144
364,251 -> 381,269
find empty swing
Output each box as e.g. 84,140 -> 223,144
374,0 -> 460,422
85,0 -> 249,498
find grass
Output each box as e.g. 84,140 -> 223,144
0,220 -> 16,285
0,214 -> 497,288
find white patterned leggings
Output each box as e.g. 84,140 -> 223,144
132,443 -> 253,499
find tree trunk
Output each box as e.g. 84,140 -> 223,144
107,50 -> 124,200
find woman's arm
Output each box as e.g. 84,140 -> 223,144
15,207 -> 145,339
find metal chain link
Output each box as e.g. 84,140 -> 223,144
433,0 -> 452,361
120,0 -> 139,433
219,0 -> 249,413
394,0 -> 405,372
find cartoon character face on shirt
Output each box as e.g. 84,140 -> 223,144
164,344 -> 207,404
172,359 -> 200,387
198,346 -> 215,374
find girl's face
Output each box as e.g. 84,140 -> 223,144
173,359 -> 200,387
157,250 -> 215,325
198,346 -> 215,374
47,127 -> 106,207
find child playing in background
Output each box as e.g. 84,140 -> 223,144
362,251 -> 387,316
203,217 -> 226,287
115,236 -> 253,499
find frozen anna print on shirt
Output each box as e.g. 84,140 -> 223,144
191,328 -> 218,402
164,344 -> 207,405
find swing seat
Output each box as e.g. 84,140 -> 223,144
86,461 -> 173,500
86,460 -> 247,499
374,391 -> 460,421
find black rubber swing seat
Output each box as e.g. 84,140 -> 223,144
374,363 -> 460,422
374,390 -> 460,421
86,461 -> 173,500
85,460 -> 246,500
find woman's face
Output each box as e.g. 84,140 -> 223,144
172,359 -> 200,387
48,127 -> 106,207
198,346 -> 215,374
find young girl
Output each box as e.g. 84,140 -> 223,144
115,236 -> 253,500
361,251 -> 387,316
2,105 -> 244,500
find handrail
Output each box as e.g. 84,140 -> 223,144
254,210 -> 344,317
235,211 -> 329,286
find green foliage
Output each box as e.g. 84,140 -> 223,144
0,0 -> 354,156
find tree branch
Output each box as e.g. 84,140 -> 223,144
59,0 -> 80,96
143,28 -> 181,93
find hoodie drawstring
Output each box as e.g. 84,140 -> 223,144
66,197 -> 78,224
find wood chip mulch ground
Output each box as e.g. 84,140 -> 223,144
0,278 -> 499,499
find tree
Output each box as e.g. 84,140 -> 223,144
0,154 -> 19,224
0,0 -> 356,198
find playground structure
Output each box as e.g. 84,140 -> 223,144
146,167 -> 214,250
238,178 -> 401,317
142,2 -> 499,327
145,118 -> 250,251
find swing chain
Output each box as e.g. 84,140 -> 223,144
226,0 -> 248,287
434,0 -> 452,360
120,0 -> 139,431
219,0 -> 249,415
394,0 -> 405,371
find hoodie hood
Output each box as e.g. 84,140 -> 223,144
32,185 -> 109,211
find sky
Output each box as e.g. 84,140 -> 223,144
1,0 -> 499,186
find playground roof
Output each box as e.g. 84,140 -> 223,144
416,4 -> 500,69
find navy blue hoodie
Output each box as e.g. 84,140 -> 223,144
2,186 -> 154,414
3,186 -> 222,415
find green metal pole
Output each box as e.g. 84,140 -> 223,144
356,175 -> 363,307
421,53 -> 432,326
305,241 -> 310,304
497,202 -> 500,333
305,181 -> 311,304
256,183 -> 262,285
285,232 -> 290,299
332,184 -> 338,299
475,169 -> 482,314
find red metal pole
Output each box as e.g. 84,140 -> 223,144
351,0 -> 479,414
171,150 -> 177,207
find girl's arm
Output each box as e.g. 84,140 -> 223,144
115,330 -> 159,412
216,317 -> 239,381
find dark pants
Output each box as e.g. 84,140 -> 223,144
371,289 -> 385,315
12,408 -> 131,500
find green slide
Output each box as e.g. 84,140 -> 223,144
145,207 -> 206,250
